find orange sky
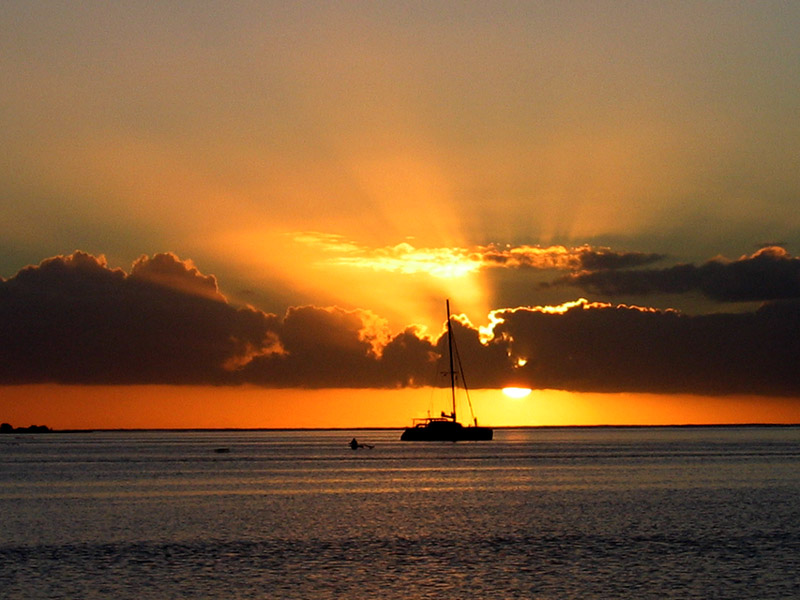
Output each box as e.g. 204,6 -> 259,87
3,385 -> 799,430
2,4 -> 800,429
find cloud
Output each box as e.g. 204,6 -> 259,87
482,244 -> 665,272
238,305 -> 398,388
130,253 -> 226,302
572,246 -> 666,271
2,251 -> 799,396
0,252 -> 277,384
293,232 -> 664,278
559,246 -> 800,302
485,299 -> 800,396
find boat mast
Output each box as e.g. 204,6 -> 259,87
446,299 -> 456,422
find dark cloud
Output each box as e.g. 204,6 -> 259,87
239,305 -> 394,388
0,252 -> 276,384
573,247 -> 665,271
2,251 -> 799,396
0,252 -> 442,388
486,300 -> 800,396
130,253 -> 226,302
559,246 -> 800,302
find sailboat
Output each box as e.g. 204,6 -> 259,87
400,300 -> 493,442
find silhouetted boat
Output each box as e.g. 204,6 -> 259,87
401,300 -> 493,442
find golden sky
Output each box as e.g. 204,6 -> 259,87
3,386 -> 800,430
2,2 -> 800,428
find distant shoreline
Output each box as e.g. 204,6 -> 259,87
0,423 -> 53,434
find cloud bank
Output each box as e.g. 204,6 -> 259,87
1,251 -> 799,395
487,300 -> 800,396
0,252 -> 277,384
560,246 -> 800,302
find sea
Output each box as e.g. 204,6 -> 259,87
1,427 -> 799,600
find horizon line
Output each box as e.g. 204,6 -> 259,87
16,422 -> 800,434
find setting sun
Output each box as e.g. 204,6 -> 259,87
502,387 -> 532,399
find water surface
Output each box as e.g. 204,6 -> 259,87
2,427 -> 799,598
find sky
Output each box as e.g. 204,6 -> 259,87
2,1 -> 800,429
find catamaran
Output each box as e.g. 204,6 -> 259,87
400,300 -> 493,442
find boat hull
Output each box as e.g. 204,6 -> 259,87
400,420 -> 493,442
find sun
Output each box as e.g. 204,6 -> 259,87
502,387 -> 532,399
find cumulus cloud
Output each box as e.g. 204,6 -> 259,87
130,253 -> 226,302
2,251 -> 799,395
559,246 -> 800,302
238,305 -> 398,388
0,252 -> 276,384
484,299 -> 800,396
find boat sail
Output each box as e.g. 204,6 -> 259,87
400,300 -> 493,441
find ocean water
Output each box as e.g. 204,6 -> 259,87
1,427 -> 799,599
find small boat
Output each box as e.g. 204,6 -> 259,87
349,438 -> 374,450
401,300 -> 493,442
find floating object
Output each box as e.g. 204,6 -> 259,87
349,438 -> 373,450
